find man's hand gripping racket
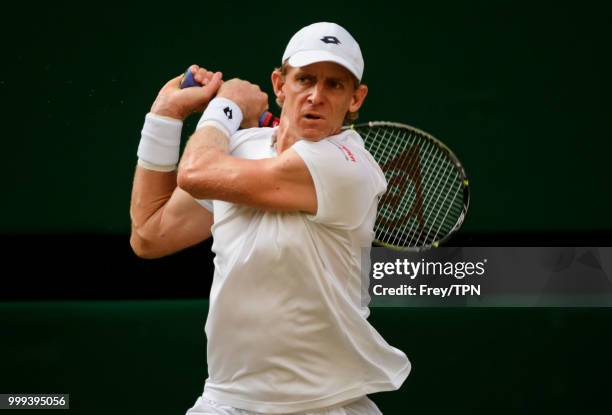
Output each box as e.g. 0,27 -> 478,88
181,68 -> 470,251
181,68 -> 279,128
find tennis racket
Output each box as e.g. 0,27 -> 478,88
180,70 -> 470,251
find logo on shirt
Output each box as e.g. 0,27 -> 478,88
223,107 -> 233,120
330,141 -> 356,162
321,36 -> 341,45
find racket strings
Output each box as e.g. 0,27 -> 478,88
364,127 -> 424,245
364,128 -> 430,245
389,133 -> 433,246
360,125 -> 465,248
407,139 -> 449,246
423,152 -> 464,239
410,133 -> 452,246
418,153 -> 459,244
368,128 -> 425,245
363,127 -> 400,226
374,129 -> 422,222
417,172 -> 464,245
429,180 -> 463,242
416,143 -> 464,243
373,128 -> 419,224
405,139 -> 458,246
365,127 -> 432,246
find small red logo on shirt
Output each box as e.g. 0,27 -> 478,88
330,141 -> 356,162
339,145 -> 356,162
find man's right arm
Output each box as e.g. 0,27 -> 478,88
130,167 -> 213,259
129,65 -> 222,259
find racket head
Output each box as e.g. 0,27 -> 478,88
348,121 -> 470,251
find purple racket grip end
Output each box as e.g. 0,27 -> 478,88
258,112 -> 271,127
259,111 -> 280,128
180,69 -> 200,89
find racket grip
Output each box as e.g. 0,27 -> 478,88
180,68 -> 279,128
258,111 -> 280,128
180,68 -> 200,88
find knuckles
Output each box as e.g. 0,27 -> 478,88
215,78 -> 269,121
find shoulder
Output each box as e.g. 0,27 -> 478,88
290,130 -> 387,229
292,129 -> 386,185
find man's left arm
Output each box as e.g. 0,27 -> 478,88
177,125 -> 317,214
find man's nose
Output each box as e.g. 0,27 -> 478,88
307,82 -> 325,105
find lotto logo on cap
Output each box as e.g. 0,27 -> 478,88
282,22 -> 364,81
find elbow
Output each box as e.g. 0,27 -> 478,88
178,148 -> 228,198
177,162 -> 213,199
176,164 -> 197,195
130,230 -> 164,260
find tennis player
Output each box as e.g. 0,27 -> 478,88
130,22 -> 410,414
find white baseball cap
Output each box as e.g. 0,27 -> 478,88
282,22 -> 364,82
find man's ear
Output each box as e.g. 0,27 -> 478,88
271,70 -> 285,104
349,84 -> 368,113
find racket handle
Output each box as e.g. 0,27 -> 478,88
258,111 -> 280,128
180,68 -> 279,128
180,68 -> 201,88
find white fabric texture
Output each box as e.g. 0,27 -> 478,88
186,395 -> 382,415
198,127 -> 410,414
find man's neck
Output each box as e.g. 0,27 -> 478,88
274,132 -> 301,154
271,120 -> 342,154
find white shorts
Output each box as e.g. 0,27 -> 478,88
185,396 -> 383,415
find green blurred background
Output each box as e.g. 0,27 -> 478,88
2,301 -> 611,414
2,0 -> 611,234
2,1 -> 611,414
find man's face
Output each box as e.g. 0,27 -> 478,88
272,62 -> 368,140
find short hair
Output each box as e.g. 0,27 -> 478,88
274,62 -> 361,124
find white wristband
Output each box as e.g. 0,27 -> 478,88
197,97 -> 243,137
197,120 -> 232,137
137,113 -> 183,171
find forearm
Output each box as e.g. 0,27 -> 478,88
130,167 -> 215,259
130,112 -> 182,238
177,125 -> 232,199
177,127 -> 316,213
130,167 -> 177,230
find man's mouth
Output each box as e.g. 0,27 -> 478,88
303,113 -> 324,120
